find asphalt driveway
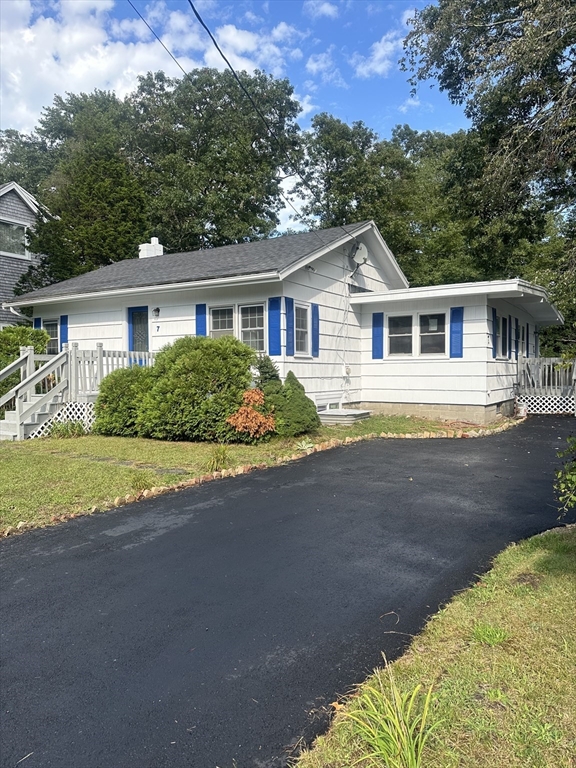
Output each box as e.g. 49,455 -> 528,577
1,415 -> 575,768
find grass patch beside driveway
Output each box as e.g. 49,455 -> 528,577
297,526 -> 576,768
1,413 -> 450,532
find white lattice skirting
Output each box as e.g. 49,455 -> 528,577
28,403 -> 96,439
516,394 -> 575,415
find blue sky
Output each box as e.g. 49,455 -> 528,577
1,0 -> 469,138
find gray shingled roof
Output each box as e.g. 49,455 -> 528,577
14,223 -> 370,303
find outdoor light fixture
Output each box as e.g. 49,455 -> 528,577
152,307 -> 160,318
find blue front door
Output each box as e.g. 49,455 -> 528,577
128,307 -> 149,352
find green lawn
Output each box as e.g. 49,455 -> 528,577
1,413 -> 448,531
297,526 -> 576,768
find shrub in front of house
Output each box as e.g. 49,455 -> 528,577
254,354 -> 281,388
263,370 -> 320,437
136,336 -> 257,442
227,388 -> 276,443
93,365 -> 152,437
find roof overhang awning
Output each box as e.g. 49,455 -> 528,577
349,279 -> 563,326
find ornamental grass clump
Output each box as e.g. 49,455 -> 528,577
345,659 -> 440,768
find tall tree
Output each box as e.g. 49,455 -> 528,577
16,90 -> 149,293
127,69 -> 301,251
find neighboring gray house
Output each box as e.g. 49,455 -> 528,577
0,181 -> 40,328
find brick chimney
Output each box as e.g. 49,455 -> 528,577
139,237 -> 164,258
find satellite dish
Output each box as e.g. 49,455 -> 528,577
351,242 -> 369,265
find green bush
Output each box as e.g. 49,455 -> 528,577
136,336 -> 256,442
255,354 -> 281,388
264,370 -> 320,437
0,325 -> 50,413
93,365 -> 152,436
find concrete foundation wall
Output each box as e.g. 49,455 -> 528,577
351,399 -> 515,424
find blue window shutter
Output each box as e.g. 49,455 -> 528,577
508,315 -> 512,359
59,315 -> 68,350
449,307 -> 464,358
311,303 -> 320,358
285,297 -> 294,356
372,312 -> 384,359
514,318 -> 519,359
33,317 -> 42,329
268,297 -> 281,355
195,304 -> 206,336
526,323 -> 529,357
491,307 -> 497,358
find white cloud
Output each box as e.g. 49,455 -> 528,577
306,46 -> 347,87
295,92 -> 317,118
244,10 -> 263,25
398,96 -> 420,113
0,1 -> 309,132
351,31 -> 403,78
402,8 -> 416,26
303,1 -> 339,20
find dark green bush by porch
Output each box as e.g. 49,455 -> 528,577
93,365 -> 151,437
136,336 -> 256,442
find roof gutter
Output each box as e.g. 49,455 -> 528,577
5,271 -> 282,308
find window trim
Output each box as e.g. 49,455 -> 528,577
387,314 -> 414,356
417,311 -> 447,357
42,318 -> 60,356
294,302 -> 311,356
239,302 -> 266,353
0,218 -> 31,260
209,305 -> 235,339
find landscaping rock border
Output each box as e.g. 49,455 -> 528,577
2,417 -> 526,537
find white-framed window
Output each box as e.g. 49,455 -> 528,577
240,304 -> 265,352
295,304 -> 310,354
43,319 -> 59,355
388,315 -> 413,355
0,220 -> 26,257
210,306 -> 234,339
419,313 -> 446,354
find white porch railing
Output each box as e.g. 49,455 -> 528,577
0,343 -> 155,439
518,356 -> 575,397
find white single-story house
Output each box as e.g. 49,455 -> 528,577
0,181 -> 40,329
3,220 -> 564,424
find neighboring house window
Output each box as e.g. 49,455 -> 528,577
43,320 -> 59,355
0,220 -> 26,256
240,305 -> 265,352
210,307 -> 234,338
420,313 -> 446,354
388,316 -> 413,355
501,316 -> 508,357
295,305 -> 309,354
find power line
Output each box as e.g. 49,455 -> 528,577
126,0 -> 316,230
125,0 -> 361,249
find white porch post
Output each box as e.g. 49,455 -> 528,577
70,343 -> 78,401
96,343 -> 104,389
